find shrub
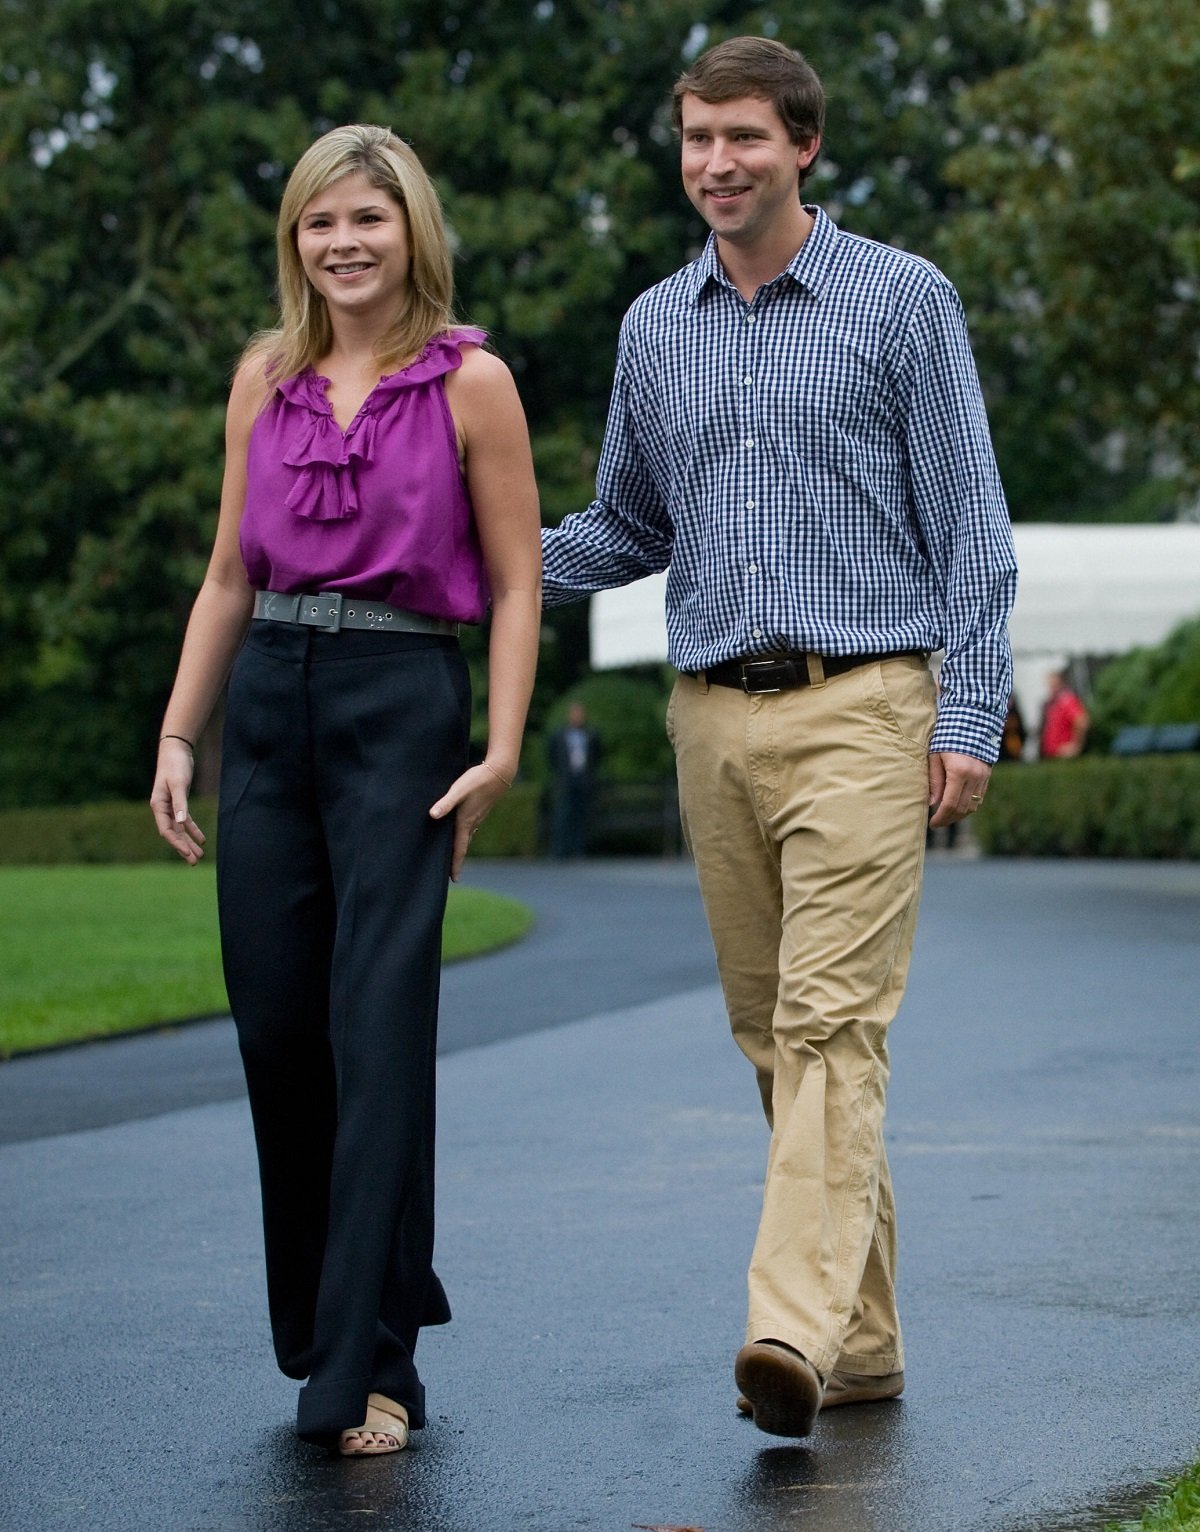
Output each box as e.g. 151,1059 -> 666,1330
0,798 -> 218,864
976,757 -> 1200,858
469,782 -> 540,857
0,787 -> 541,865
1089,616 -> 1200,752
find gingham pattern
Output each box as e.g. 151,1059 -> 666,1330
541,208 -> 1018,762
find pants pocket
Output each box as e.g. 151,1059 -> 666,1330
865,657 -> 936,759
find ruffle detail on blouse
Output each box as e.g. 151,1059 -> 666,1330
282,412 -> 376,521
381,326 -> 486,389
275,328 -> 486,523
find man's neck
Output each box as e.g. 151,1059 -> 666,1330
716,207 -> 815,303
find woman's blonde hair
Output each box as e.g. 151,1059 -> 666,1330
245,124 -> 458,382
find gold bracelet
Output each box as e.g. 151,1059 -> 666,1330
482,758 -> 513,788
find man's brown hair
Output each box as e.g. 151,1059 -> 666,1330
672,36 -> 825,187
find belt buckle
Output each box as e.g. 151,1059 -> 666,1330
311,592 -> 344,633
740,658 -> 790,694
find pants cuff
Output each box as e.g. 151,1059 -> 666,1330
834,1353 -> 905,1377
295,1369 -> 426,1444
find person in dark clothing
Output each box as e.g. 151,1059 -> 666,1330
546,701 -> 603,857
1000,694 -> 1027,762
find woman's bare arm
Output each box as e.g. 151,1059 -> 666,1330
433,347 -> 542,878
150,359 -> 270,863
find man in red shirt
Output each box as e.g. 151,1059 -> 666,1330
1039,670 -> 1089,758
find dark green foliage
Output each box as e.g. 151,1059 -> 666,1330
0,788 -> 541,861
468,782 -> 540,858
975,758 -> 1200,859
0,797 -> 218,863
1088,619 -> 1200,752
940,0 -> 1200,515
537,670 -> 674,786
0,0 -> 293,805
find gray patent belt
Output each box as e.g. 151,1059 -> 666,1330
252,589 -> 459,637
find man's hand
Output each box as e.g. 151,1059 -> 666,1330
928,751 -> 992,827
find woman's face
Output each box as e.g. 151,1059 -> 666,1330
295,170 -> 411,324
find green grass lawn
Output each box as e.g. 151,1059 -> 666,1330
0,864 -> 531,1058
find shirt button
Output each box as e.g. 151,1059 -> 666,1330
745,314 -> 757,324
752,627 -> 763,638
745,499 -> 756,510
742,375 -> 753,386
745,438 -> 755,449
748,563 -> 759,574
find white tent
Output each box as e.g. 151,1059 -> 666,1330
589,524 -> 1200,726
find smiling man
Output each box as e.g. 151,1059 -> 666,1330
541,36 -> 1017,1439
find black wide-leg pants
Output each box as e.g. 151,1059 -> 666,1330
216,620 -> 468,1444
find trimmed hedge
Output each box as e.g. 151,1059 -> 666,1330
0,798 -> 218,865
468,782 -> 540,857
975,756 -> 1200,859
15,759 -> 1195,864
0,785 -> 541,866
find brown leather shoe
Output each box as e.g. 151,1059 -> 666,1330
733,1340 -> 824,1437
737,1366 -> 904,1415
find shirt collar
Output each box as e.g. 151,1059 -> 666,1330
687,205 -> 838,305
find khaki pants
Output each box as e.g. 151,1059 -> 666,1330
667,655 -> 935,1379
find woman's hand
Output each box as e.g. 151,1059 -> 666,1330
150,739 -> 207,864
429,760 -> 513,881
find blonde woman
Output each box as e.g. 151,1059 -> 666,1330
151,125 -> 541,1454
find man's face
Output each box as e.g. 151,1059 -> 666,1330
679,92 -> 818,252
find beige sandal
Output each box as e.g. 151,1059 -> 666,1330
338,1393 -> 409,1456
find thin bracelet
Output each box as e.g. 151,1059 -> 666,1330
159,734 -> 195,749
481,758 -> 513,788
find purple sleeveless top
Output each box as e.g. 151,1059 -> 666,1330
240,326 -> 489,623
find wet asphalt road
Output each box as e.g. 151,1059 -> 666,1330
1,856 -> 1198,1532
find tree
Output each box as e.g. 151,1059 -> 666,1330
939,0 -> 1200,519
1086,617 -> 1200,751
0,0 -> 311,803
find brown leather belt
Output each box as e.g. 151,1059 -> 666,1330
697,651 -> 920,695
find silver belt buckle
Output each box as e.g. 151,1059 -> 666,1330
740,659 -> 785,694
310,592 -> 344,632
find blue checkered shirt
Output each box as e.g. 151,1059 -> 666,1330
541,208 -> 1018,762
